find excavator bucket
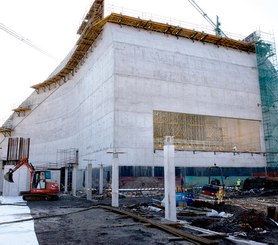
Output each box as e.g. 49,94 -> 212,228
4,171 -> 14,183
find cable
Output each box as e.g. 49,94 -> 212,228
0,23 -> 58,61
0,203 -> 27,207
0,205 -> 100,226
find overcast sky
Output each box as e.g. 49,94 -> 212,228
0,0 -> 277,125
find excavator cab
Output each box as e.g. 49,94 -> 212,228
32,170 -> 51,189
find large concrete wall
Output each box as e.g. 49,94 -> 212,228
0,26 -> 116,170
111,24 -> 265,167
0,23 -> 266,173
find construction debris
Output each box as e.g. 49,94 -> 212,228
23,193 -> 278,244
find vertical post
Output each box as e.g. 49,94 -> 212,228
72,165 -> 77,196
152,166 -> 155,177
264,165 -> 268,177
164,136 -> 176,221
112,153 -> 119,207
86,163 -> 92,200
99,164 -> 104,195
0,161 -> 3,194
64,167 -> 68,194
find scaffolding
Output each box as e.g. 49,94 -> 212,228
31,2 -> 254,92
254,31 -> 278,168
153,111 -> 261,152
56,148 -> 79,167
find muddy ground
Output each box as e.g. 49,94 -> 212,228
28,195 -> 193,245
28,194 -> 278,245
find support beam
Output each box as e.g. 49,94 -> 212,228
86,163 -> 92,200
164,136 -> 176,221
72,166 -> 77,196
112,153 -> 119,207
99,164 -> 104,195
64,167 -> 68,194
0,161 -> 3,194
152,166 -> 155,177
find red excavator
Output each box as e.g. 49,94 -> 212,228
4,157 -> 59,201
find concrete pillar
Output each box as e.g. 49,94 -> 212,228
164,136 -> 176,221
112,153 -> 119,207
64,167 -> 68,194
86,163 -> 92,200
99,164 -> 104,195
0,161 -> 3,194
72,165 -> 77,196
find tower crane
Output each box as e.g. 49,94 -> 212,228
187,0 -> 227,38
0,22 -> 57,60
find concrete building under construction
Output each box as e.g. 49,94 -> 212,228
1,0 -> 278,192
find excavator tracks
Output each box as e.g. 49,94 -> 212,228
22,194 -> 59,201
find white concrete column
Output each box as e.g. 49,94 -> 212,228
64,167 -> 68,194
152,166 -> 155,177
72,166 -> 77,196
164,136 -> 176,221
112,153 -> 119,207
0,161 -> 3,194
86,163 -> 92,200
99,164 -> 104,195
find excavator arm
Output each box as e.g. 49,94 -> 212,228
4,157 -> 35,183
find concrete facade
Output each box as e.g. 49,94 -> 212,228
112,24 -> 265,168
0,23 -> 266,188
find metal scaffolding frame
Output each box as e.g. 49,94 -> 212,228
56,148 -> 78,167
254,31 -> 278,167
153,111 -> 261,152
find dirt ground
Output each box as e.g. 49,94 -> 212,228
28,195 -> 193,245
27,193 -> 278,245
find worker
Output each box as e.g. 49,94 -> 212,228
216,187 -> 225,204
37,172 -> 46,189
180,176 -> 185,192
236,179 -> 241,190
211,178 -> 220,186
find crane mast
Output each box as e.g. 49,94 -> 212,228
187,0 -> 227,38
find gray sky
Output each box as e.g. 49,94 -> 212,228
0,0 -> 277,124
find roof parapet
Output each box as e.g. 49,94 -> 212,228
31,2 -> 255,92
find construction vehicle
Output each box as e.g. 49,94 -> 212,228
176,189 -> 194,206
199,164 -> 225,200
4,157 -> 59,201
